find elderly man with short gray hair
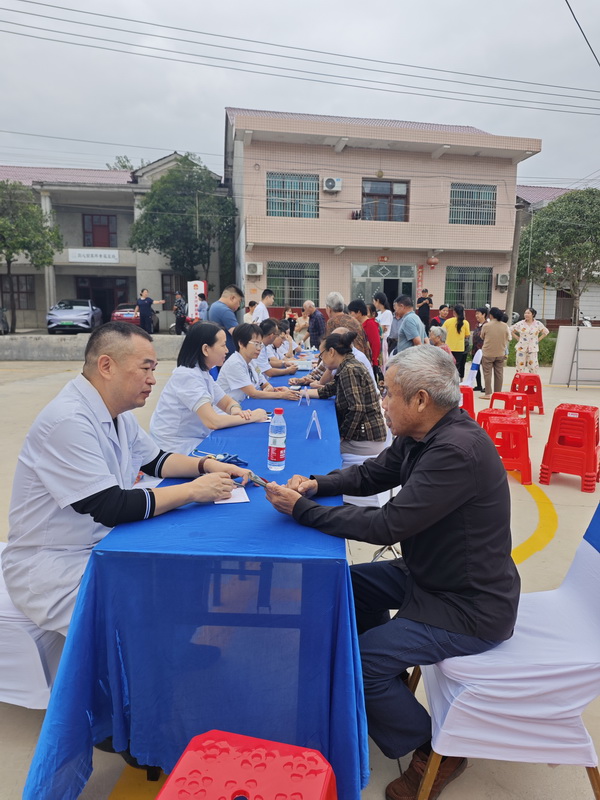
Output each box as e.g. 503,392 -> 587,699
266,346 -> 520,800
301,299 -> 326,348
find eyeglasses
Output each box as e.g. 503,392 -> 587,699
250,340 -> 263,348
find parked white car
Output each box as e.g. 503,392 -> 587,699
46,299 -> 103,334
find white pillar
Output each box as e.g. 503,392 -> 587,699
40,191 -> 57,308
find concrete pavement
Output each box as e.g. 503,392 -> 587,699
0,360 -> 598,800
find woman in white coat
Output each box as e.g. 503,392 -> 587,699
150,322 -> 267,454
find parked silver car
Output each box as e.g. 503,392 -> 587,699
47,299 -> 103,334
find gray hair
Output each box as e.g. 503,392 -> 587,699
387,346 -> 460,409
303,300 -> 315,309
428,325 -> 446,342
325,291 -> 345,313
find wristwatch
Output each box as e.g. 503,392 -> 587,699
197,453 -> 217,473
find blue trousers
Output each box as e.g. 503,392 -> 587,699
350,560 -> 501,759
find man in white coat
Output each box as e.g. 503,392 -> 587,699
1,322 -> 249,635
252,288 -> 275,323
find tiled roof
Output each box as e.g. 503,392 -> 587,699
516,185 -> 572,204
226,107 -> 488,135
0,165 -> 133,186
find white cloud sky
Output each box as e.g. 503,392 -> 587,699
0,0 -> 599,187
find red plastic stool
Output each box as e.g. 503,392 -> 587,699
510,372 -> 544,415
539,404 -> 600,493
486,416 -> 532,485
489,391 -> 531,437
459,385 -> 476,420
477,407 -> 518,434
156,730 -> 338,800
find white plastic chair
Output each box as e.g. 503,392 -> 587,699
0,543 -> 64,709
418,505 -> 600,800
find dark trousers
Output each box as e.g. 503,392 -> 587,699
351,561 -> 500,759
474,365 -> 483,391
175,316 -> 187,335
139,315 -> 153,334
451,350 -> 468,379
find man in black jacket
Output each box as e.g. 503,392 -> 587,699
266,345 -> 519,800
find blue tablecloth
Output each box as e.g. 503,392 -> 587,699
23,387 -> 369,800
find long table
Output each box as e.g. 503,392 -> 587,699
23,384 -> 369,800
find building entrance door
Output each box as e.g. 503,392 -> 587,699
351,264 -> 415,305
77,277 -> 130,321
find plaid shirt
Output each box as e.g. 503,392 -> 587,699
173,297 -> 187,319
308,309 -> 327,347
317,354 -> 387,442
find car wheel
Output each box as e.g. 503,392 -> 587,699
153,320 -> 160,334
48,328 -> 56,335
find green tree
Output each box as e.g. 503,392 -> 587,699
105,155 -> 150,170
518,188 -> 600,323
128,155 -> 237,284
0,181 -> 63,333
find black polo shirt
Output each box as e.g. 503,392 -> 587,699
293,407 -> 520,641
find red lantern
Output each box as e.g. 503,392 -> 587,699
427,256 -> 439,267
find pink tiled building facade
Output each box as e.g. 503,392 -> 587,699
224,108 -> 541,310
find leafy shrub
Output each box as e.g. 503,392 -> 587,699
506,333 -> 556,366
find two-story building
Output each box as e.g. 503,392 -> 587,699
224,108 -> 541,312
0,154 -> 220,329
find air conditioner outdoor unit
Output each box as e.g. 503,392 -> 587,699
496,273 -> 510,288
245,262 -> 264,276
323,177 -> 343,193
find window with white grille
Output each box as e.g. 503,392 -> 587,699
266,173 -> 319,218
444,266 -> 493,308
449,184 -> 497,225
267,262 -> 320,306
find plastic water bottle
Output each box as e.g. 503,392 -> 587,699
267,408 -> 286,471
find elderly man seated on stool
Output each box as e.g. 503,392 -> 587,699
266,346 -> 520,800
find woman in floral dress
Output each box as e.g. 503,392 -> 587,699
511,307 -> 549,373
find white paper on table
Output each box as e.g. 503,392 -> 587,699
214,485 -> 250,504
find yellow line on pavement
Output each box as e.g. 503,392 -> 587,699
509,475 -> 559,565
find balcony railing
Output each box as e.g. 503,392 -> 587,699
245,216 -> 515,253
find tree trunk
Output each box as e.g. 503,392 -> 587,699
6,259 -> 16,334
572,270 -> 581,325
573,292 -> 581,325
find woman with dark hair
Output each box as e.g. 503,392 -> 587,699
304,330 -> 388,466
511,307 -> 549,373
283,305 -> 298,339
430,303 -> 450,328
217,323 -> 298,403
373,292 -> 393,366
150,322 -> 267,454
471,307 -> 489,391
443,303 -> 471,378
480,307 -> 511,398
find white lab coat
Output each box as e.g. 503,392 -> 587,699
1,375 -> 158,634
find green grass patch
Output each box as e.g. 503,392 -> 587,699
467,332 -> 557,367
